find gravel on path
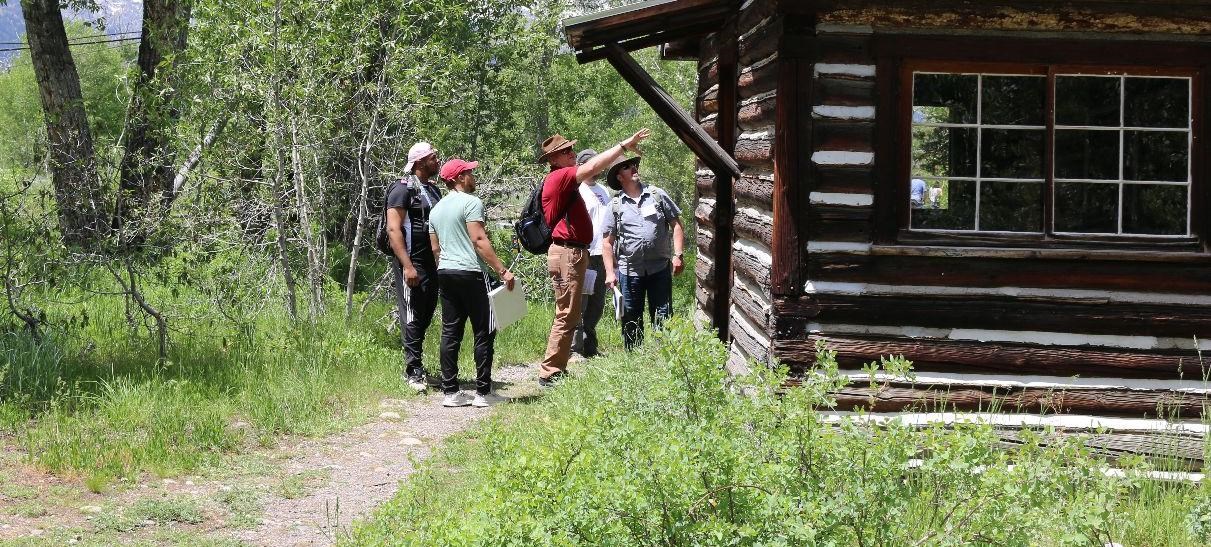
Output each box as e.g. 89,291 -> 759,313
227,363 -> 538,546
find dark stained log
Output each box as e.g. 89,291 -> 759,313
696,283 -> 715,311
814,75 -> 876,107
701,117 -> 718,139
776,294 -> 1211,338
712,20 -> 739,341
732,285 -> 771,332
734,207 -> 775,248
736,172 -> 775,204
733,242 -> 772,288
827,6 -> 1211,34
872,53 -> 903,244
775,335 -> 1199,379
735,134 -> 773,164
695,252 -> 715,287
696,169 -> 717,196
660,37 -> 700,60
738,60 -> 778,98
812,120 -> 874,152
812,165 -> 874,193
605,44 -> 740,177
895,230 -> 1203,252
729,309 -> 769,362
1000,431 -> 1204,470
805,253 -> 1211,294
814,32 -> 873,64
737,0 -> 778,31
808,216 -> 872,242
738,16 -> 781,66
770,11 -> 814,298
829,384 -> 1209,418
697,226 -> 714,253
699,85 -> 719,104
20,0 -> 108,245
738,94 -> 777,128
695,199 -> 716,226
565,0 -> 728,49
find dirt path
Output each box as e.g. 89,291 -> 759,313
0,363 -> 540,545
226,363 -> 537,546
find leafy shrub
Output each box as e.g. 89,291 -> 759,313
353,319 -> 1142,545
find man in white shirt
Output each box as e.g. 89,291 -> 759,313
572,149 -> 610,358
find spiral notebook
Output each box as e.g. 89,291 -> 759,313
488,280 -> 527,332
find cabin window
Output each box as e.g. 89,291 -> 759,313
909,70 -> 1192,237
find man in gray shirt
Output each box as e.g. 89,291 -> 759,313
601,155 -> 684,350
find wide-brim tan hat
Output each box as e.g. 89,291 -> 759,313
605,156 -> 641,191
538,134 -> 577,161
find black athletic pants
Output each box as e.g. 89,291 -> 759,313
438,270 -> 495,395
392,257 -> 439,379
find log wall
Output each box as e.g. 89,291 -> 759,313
759,10 -> 1211,417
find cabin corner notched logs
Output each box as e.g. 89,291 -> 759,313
685,0 -> 1211,418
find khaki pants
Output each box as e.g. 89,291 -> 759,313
539,243 -> 588,379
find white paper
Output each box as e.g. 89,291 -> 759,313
582,269 -> 597,295
488,280 -> 528,332
641,202 -> 659,217
613,285 -> 624,321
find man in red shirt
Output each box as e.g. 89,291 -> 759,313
537,129 -> 650,386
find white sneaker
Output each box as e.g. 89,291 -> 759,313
407,376 -> 427,393
441,392 -> 473,407
471,393 -> 506,408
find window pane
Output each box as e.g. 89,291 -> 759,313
1055,182 -> 1118,233
1124,130 -> 1188,181
913,74 -> 977,124
910,179 -> 975,230
981,75 -> 1045,125
981,129 -> 1044,179
912,127 -> 977,178
980,181 -> 1043,232
1054,130 -> 1119,180
1122,184 -> 1187,235
1124,77 -> 1189,129
1055,76 -> 1120,127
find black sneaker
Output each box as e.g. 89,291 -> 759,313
538,372 -> 566,389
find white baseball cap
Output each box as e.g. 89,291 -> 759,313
404,142 -> 437,172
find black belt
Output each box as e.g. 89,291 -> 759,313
552,240 -> 588,250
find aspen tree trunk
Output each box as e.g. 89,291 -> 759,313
20,0 -> 107,245
269,0 -> 297,321
291,121 -> 324,319
344,69 -> 387,319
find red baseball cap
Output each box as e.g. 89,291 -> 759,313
439,158 -> 479,181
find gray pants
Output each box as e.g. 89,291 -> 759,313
573,255 -> 606,357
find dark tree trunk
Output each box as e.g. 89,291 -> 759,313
114,0 -> 193,234
20,0 -> 107,246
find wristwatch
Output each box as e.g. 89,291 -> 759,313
674,252 -> 683,259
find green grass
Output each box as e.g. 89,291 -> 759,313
94,495 -> 206,532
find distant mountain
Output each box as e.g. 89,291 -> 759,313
0,0 -> 143,66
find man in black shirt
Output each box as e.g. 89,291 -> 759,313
387,142 -> 443,392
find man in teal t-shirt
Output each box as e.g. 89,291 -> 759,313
428,158 -> 515,408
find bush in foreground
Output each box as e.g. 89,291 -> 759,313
352,319 -> 1195,546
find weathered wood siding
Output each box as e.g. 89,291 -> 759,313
763,10 -> 1211,417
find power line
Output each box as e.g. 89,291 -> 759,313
0,35 -> 141,53
0,30 -> 142,46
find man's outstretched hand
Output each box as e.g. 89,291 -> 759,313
622,128 -> 651,155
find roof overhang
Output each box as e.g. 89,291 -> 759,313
564,0 -> 735,63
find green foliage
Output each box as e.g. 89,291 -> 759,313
94,495 -> 205,532
351,320 -> 1161,546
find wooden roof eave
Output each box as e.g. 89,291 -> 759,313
563,1 -> 742,179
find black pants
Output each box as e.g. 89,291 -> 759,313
438,270 -> 495,395
573,255 -> 606,357
392,257 -> 439,379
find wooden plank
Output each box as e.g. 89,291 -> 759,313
770,26 -> 810,297
738,15 -> 781,66
732,285 -> 770,333
712,22 -> 739,341
815,32 -> 874,64
734,242 -> 772,288
777,293 -> 1211,338
738,94 -> 777,128
735,132 -> 773,164
734,206 -> 775,247
738,59 -> 778,98
812,119 -> 874,152
814,75 -> 876,107
829,384 -> 1209,417
775,335 -> 1197,379
804,253 -> 1211,294
872,54 -> 903,244
730,308 -> 769,362
812,165 -> 874,193
605,44 -> 741,178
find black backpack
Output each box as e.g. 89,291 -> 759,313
375,179 -> 411,256
514,179 -> 572,254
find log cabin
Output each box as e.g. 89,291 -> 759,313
564,0 -> 1211,421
